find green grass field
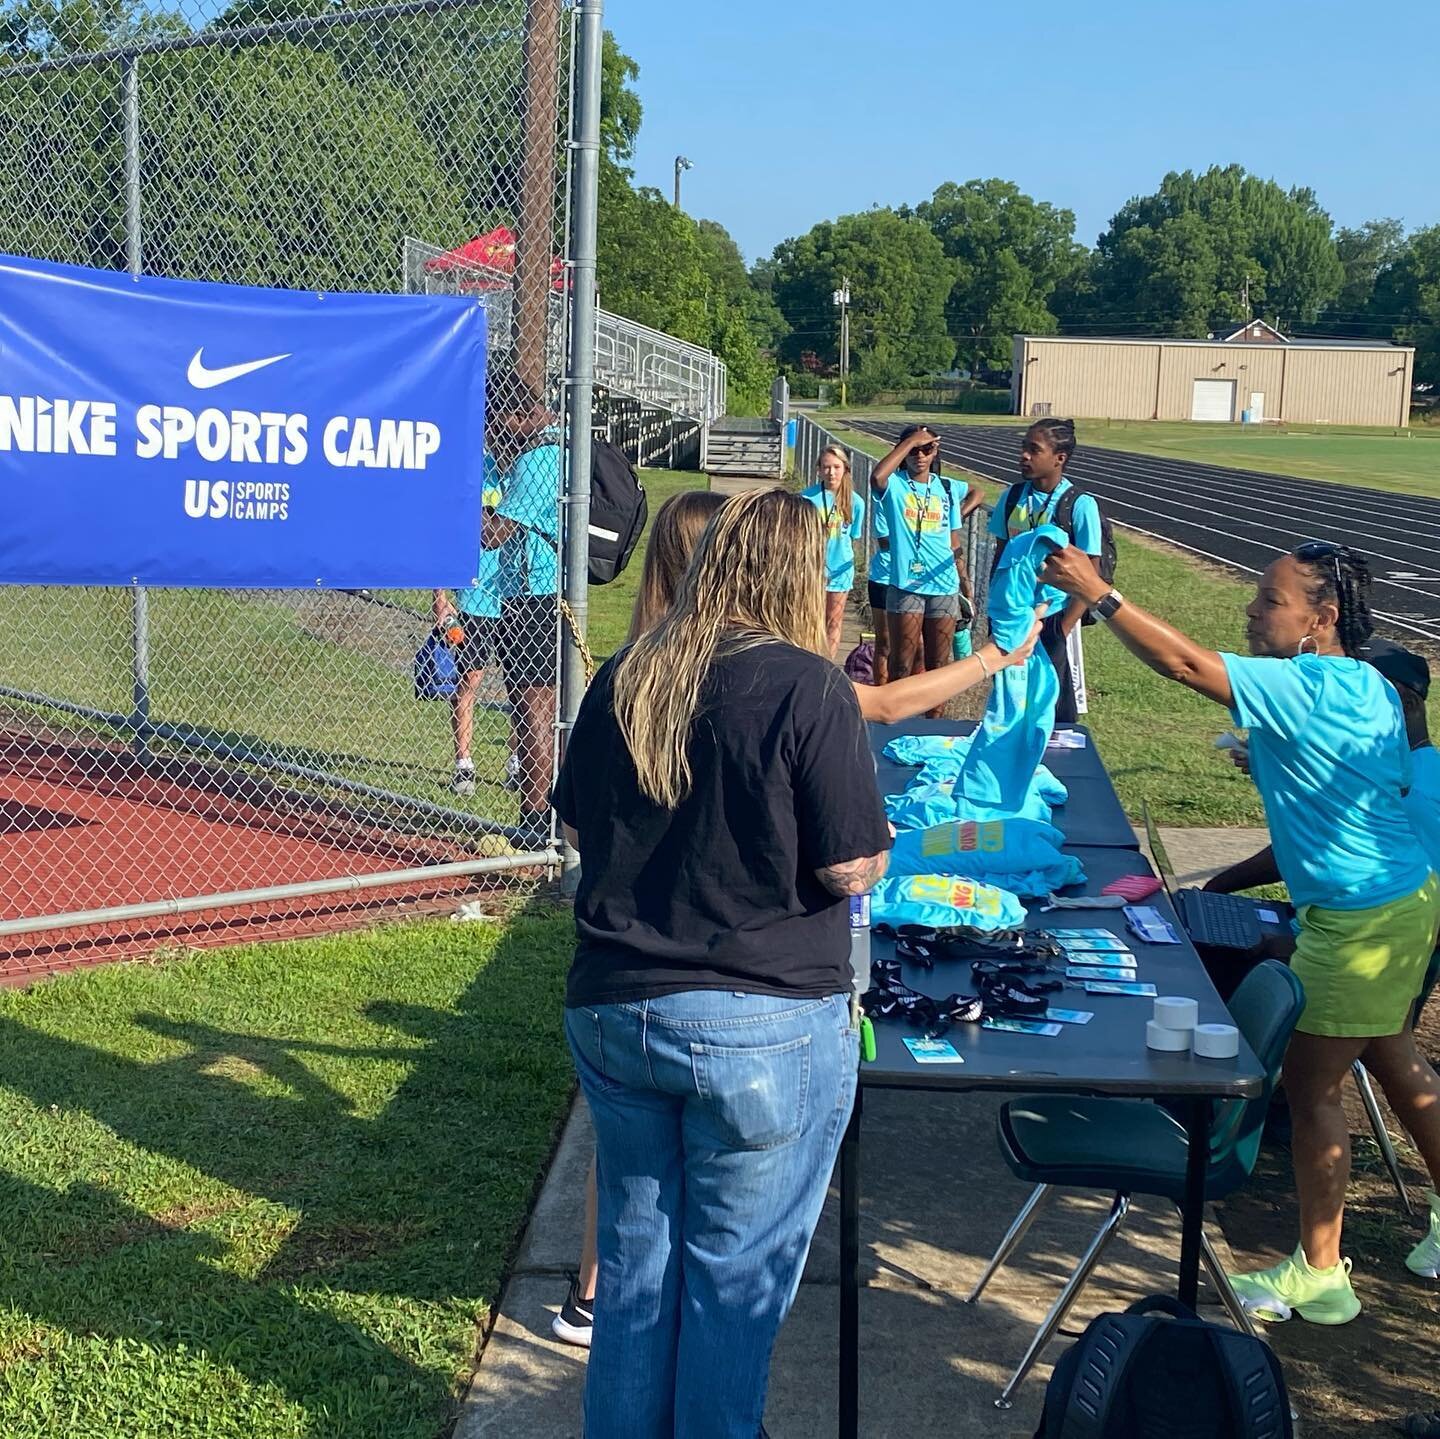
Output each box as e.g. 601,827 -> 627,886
832,407 -> 1440,498
0,913 -> 575,1439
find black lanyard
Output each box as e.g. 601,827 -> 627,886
821,489 -> 835,533
1025,479 -> 1068,531
906,476 -> 937,548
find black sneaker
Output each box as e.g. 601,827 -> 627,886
551,1273 -> 593,1348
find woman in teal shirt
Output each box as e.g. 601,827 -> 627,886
1044,540 -> 1440,1327
800,445 -> 865,657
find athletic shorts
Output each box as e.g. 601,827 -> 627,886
887,586 -> 963,620
867,580 -> 890,615
454,616 -> 496,675
1291,874 -> 1440,1037
498,594 -> 559,693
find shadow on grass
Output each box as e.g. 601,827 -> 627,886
0,908 -> 575,1437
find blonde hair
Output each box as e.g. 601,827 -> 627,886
817,444 -> 854,525
627,490 -> 727,642
613,487 -> 828,808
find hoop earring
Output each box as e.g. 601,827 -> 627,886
1297,634 -> 1318,657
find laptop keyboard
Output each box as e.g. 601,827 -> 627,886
1177,890 -> 1265,952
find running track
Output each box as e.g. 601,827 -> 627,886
852,421 -> 1440,645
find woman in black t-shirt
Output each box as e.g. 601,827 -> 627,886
553,487 -> 892,1439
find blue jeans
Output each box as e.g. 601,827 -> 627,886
565,990 -> 858,1439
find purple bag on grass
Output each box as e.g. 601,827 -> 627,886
844,638 -> 875,685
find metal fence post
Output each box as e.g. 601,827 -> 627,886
123,53 -> 153,761
559,0 -> 602,894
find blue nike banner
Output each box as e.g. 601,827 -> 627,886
0,253 -> 489,587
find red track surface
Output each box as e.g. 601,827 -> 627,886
0,730 -> 502,984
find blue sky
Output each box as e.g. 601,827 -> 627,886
615,0 -> 1436,265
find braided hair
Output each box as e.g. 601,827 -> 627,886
1025,416 -> 1077,469
1295,545 -> 1374,658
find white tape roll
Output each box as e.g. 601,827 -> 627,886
1146,1019 -> 1192,1052
1153,996 -> 1199,1031
1194,1023 -> 1240,1059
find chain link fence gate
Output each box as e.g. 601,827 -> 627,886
0,0 -> 593,978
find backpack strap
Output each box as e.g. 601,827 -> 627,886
1001,482 -> 1024,527
1207,1327 -> 1293,1439
1055,1313 -> 1155,1439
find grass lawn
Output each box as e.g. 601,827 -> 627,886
814,425 -> 1440,826
831,407 -> 1440,498
0,912 -> 575,1438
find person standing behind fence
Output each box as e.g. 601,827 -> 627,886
800,445 -> 864,658
990,418 -> 1103,724
870,425 -> 979,714
482,371 -> 562,850
554,488 -> 891,1437
434,455 -> 509,798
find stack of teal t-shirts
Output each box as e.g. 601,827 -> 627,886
883,732 -> 1069,832
871,873 -> 1027,933
886,816 -> 1084,898
958,523 -> 1069,811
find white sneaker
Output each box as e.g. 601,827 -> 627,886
1407,1190 -> 1440,1279
449,761 -> 476,798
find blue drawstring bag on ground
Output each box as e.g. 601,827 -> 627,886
887,818 -> 1084,897
413,632 -> 459,699
872,873 -> 1026,932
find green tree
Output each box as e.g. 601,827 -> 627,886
770,209 -> 953,378
1371,224 -> 1440,388
1330,217 -> 1406,319
1081,165 -> 1343,335
696,218 -> 786,350
909,179 -> 1084,371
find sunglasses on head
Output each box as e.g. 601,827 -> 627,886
1295,540 -> 1345,586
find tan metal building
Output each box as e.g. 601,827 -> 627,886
1011,323 -> 1414,428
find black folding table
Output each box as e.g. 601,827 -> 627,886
869,719 -> 1138,850
838,835 -> 1264,1436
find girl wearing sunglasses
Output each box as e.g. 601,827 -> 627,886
870,425 -> 982,711
1043,538 -> 1440,1329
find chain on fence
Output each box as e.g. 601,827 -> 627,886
0,0 -> 579,978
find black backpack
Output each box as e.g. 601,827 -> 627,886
1002,482 -> 1117,624
585,439 -> 648,585
1034,1296 -> 1292,1439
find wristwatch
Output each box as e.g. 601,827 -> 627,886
1094,589 -> 1125,621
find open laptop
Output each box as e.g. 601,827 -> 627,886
1142,803 -> 1288,957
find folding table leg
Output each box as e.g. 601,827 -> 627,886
838,1088 -> 862,1439
1178,1099 -> 1209,1309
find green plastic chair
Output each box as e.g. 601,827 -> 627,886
1352,945 -> 1440,1215
966,959 -> 1305,1410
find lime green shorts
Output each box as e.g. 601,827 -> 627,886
1292,874 -> 1440,1038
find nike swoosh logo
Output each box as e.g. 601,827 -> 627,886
186,348 -> 291,389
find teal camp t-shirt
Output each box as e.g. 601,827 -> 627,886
1222,652 -> 1429,911
869,502 -> 892,587
456,454 -> 504,618
1405,745 -> 1440,879
801,484 -> 865,593
497,433 -> 562,599
881,474 -> 962,596
987,478 -> 1101,616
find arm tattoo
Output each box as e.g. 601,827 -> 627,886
816,851 -> 890,897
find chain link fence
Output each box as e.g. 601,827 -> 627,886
0,0 -> 587,977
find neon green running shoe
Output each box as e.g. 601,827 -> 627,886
1406,1190 -> 1440,1280
1228,1245 -> 1361,1325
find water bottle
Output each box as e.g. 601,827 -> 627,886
848,893 -> 871,994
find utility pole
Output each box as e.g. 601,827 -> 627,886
516,0 -> 562,395
1241,273 -> 1251,322
833,278 -> 851,407
673,154 -> 692,210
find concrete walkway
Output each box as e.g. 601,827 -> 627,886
456,835 -> 1271,1437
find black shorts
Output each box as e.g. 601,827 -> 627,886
454,616 -> 496,676
498,594 -> 559,693
867,580 -> 890,616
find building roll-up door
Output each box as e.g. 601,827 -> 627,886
1191,378 -> 1236,422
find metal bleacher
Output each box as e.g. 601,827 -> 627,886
403,238 -> 728,466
